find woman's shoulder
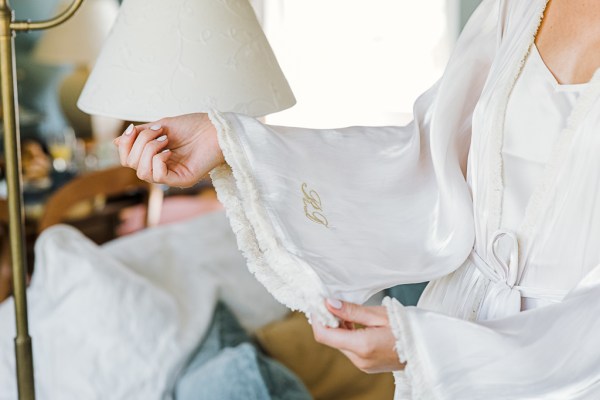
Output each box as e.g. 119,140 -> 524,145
469,0 -> 548,49
498,0 -> 547,36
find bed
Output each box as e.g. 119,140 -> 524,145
0,211 -> 288,399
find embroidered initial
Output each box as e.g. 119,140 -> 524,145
301,183 -> 329,228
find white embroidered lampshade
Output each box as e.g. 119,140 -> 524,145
32,0 -> 120,66
78,0 -> 296,122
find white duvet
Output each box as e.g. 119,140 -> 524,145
0,211 -> 287,400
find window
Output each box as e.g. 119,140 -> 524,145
252,1 -> 455,128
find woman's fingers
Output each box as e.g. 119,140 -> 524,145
152,149 -> 176,185
136,135 -> 169,182
312,321 -> 404,373
312,321 -> 370,353
126,124 -> 164,169
341,320 -> 355,330
113,114 -> 217,187
117,123 -> 138,166
115,121 -> 165,166
325,300 -> 388,327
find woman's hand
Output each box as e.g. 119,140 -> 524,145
312,299 -> 405,374
114,113 -> 224,187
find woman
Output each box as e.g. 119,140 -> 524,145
116,0 -> 600,398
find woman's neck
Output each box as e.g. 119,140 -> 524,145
535,0 -> 600,85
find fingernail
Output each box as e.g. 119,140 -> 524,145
124,124 -> 134,135
327,298 -> 342,309
156,135 -> 167,142
150,124 -> 162,131
161,149 -> 170,153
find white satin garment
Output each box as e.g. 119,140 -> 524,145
503,44 -> 586,311
421,42 -> 589,320
502,45 -> 585,236
209,0 -> 600,398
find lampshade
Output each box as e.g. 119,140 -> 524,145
78,0 -> 296,121
32,0 -> 120,66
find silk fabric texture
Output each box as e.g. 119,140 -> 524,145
501,44 -> 585,311
208,0 -> 600,398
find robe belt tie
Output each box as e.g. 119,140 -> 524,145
470,230 -> 567,319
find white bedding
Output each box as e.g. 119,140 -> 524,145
0,211 -> 288,399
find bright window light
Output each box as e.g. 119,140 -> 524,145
255,0 -> 454,128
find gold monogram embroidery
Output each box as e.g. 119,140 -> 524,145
302,183 -> 329,228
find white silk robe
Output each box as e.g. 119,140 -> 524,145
208,0 -> 600,398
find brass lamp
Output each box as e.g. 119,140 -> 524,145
0,1 -> 85,399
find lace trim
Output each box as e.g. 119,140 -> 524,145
384,297 -> 436,400
486,0 -> 549,232
208,110 -> 338,327
486,0 -> 600,274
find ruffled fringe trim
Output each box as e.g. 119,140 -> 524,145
383,297 -> 436,400
486,0 -> 549,232
208,110 -> 338,327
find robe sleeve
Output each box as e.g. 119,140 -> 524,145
209,0 -> 503,326
384,267 -> 600,399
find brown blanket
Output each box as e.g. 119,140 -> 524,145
256,312 -> 394,400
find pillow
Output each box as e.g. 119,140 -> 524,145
0,211 -> 287,399
0,225 -> 202,399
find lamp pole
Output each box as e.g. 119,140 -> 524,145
0,1 -> 85,399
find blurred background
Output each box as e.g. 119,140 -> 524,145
9,0 -> 482,139
256,0 -> 482,128
0,0 -> 481,295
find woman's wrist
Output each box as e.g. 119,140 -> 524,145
203,113 -> 226,171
